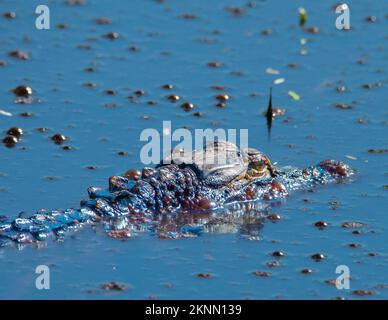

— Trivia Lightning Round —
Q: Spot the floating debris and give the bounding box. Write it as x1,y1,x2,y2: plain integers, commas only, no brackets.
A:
345,155,358,160
216,102,226,108
95,17,112,25
273,78,285,85
301,268,313,274
305,26,320,34
211,85,225,91
128,46,140,52
66,0,87,5
265,67,280,75
299,7,307,27
266,261,281,268
267,213,281,221
356,117,368,124
314,221,328,229
311,253,325,261
336,86,346,93
163,94,180,103
365,16,377,23
134,89,145,97
101,282,128,291
193,111,204,117
117,151,128,157
215,94,230,101
180,13,197,20
352,290,375,296
8,50,29,60
57,23,69,29
348,243,361,248
104,89,116,95
226,7,245,17
207,61,223,68
19,112,33,117
3,11,16,19
271,251,286,258
367,149,388,154
51,134,67,144
288,91,300,101
335,103,352,110
2,136,19,147
161,84,174,90
261,28,273,36
103,32,120,40
6,127,23,137
342,221,367,228
180,102,195,111
252,271,271,277
0,109,12,117
13,85,33,96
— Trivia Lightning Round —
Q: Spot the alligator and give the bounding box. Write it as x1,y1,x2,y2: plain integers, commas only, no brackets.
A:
0,140,354,248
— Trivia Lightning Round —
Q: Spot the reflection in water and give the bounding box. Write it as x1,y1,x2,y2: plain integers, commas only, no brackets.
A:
102,200,275,241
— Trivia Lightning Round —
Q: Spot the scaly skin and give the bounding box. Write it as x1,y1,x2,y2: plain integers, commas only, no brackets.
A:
0,159,353,247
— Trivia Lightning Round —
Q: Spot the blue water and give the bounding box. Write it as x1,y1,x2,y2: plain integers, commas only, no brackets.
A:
0,0,387,299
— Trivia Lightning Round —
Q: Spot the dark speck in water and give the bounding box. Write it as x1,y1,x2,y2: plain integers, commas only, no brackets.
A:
367,149,388,154
252,271,271,277
101,282,128,291
216,94,230,101
161,84,174,90
342,221,367,228
13,85,33,96
181,102,195,111
207,61,224,68
336,86,346,93
51,134,67,144
271,251,286,258
261,29,273,36
19,112,33,117
85,165,97,170
311,253,325,261
2,136,19,148
167,94,180,102
103,32,120,40
301,268,313,274
8,50,29,60
352,290,375,296
266,261,282,268
314,221,328,229
347,243,362,248
6,127,23,137
196,273,212,279
95,17,112,25
267,213,281,222
365,16,377,23
3,11,16,19
334,103,352,110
